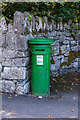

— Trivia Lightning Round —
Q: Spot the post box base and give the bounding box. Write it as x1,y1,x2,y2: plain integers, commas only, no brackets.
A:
32,91,50,97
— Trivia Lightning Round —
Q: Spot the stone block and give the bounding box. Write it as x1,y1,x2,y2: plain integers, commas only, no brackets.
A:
0,80,15,93
56,23,59,30
50,59,60,72
57,32,62,36
0,33,2,47
2,49,15,59
61,45,70,54
59,35,66,42
53,45,59,55
15,81,30,95
0,50,2,63
13,11,24,34
71,46,79,51
64,51,69,57
55,59,60,68
8,23,14,33
60,22,63,30
71,41,77,46
11,58,30,67
53,40,59,46
2,59,12,66
1,67,27,79
15,51,25,58
51,71,59,77
47,31,56,37
26,69,32,81
6,32,16,50
63,40,69,45
63,30,71,37
15,34,27,51
0,17,7,34
0,64,2,72
61,57,68,63
69,62,78,68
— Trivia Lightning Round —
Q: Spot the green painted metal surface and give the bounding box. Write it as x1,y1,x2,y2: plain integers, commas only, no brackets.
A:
28,37,54,97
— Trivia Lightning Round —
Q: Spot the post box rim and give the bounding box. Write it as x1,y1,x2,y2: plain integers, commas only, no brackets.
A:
28,37,54,44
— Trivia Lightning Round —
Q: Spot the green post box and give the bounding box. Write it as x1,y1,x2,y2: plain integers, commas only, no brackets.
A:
28,37,54,97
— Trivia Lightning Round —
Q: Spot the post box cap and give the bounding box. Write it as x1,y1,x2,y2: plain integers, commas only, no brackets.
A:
28,37,54,44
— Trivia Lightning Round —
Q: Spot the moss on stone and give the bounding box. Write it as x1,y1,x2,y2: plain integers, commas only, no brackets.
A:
57,48,62,56
70,35,75,40
24,28,30,35
50,58,55,64
41,17,45,27
60,50,80,67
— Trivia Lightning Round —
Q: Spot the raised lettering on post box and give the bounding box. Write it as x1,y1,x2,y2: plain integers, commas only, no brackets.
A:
37,55,43,65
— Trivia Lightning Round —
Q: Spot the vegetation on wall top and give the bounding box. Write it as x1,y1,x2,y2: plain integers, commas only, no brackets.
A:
1,2,80,24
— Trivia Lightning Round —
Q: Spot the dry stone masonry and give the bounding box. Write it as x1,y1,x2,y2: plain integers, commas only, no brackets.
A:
0,11,80,95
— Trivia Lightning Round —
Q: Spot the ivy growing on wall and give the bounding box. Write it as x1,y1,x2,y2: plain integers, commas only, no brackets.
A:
1,2,80,24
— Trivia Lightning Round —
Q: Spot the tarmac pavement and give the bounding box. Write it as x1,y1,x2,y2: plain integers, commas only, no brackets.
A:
0,90,79,118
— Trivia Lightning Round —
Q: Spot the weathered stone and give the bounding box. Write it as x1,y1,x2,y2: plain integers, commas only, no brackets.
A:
61,65,68,69
63,30,71,37
0,64,2,72
0,80,15,93
55,59,60,68
2,49,15,59
73,62,78,68
53,45,59,55
52,20,56,30
26,19,32,33
1,67,26,79
13,11,24,34
6,32,16,49
71,41,77,46
8,23,14,33
0,48,2,62
15,81,30,95
15,51,27,58
57,31,62,36
61,45,70,54
2,34,7,48
43,16,48,30
0,33,2,47
64,51,69,57
36,22,39,32
50,64,56,71
53,40,59,46
60,22,63,30
53,36,59,40
63,40,69,45
38,17,42,31
57,55,64,59
52,56,58,61
71,46,79,51
15,34,27,51
11,58,30,67
0,17,7,34
48,23,53,31
56,23,59,30
24,12,30,18
50,59,60,72
59,35,66,41
24,81,30,94
26,69,32,81
32,15,36,32
2,59,12,66
47,31,56,37
51,71,59,77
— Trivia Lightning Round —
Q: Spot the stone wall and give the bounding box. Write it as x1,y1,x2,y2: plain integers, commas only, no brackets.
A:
0,11,80,95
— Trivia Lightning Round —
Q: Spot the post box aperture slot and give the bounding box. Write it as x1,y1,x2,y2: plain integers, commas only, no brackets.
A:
36,49,45,51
